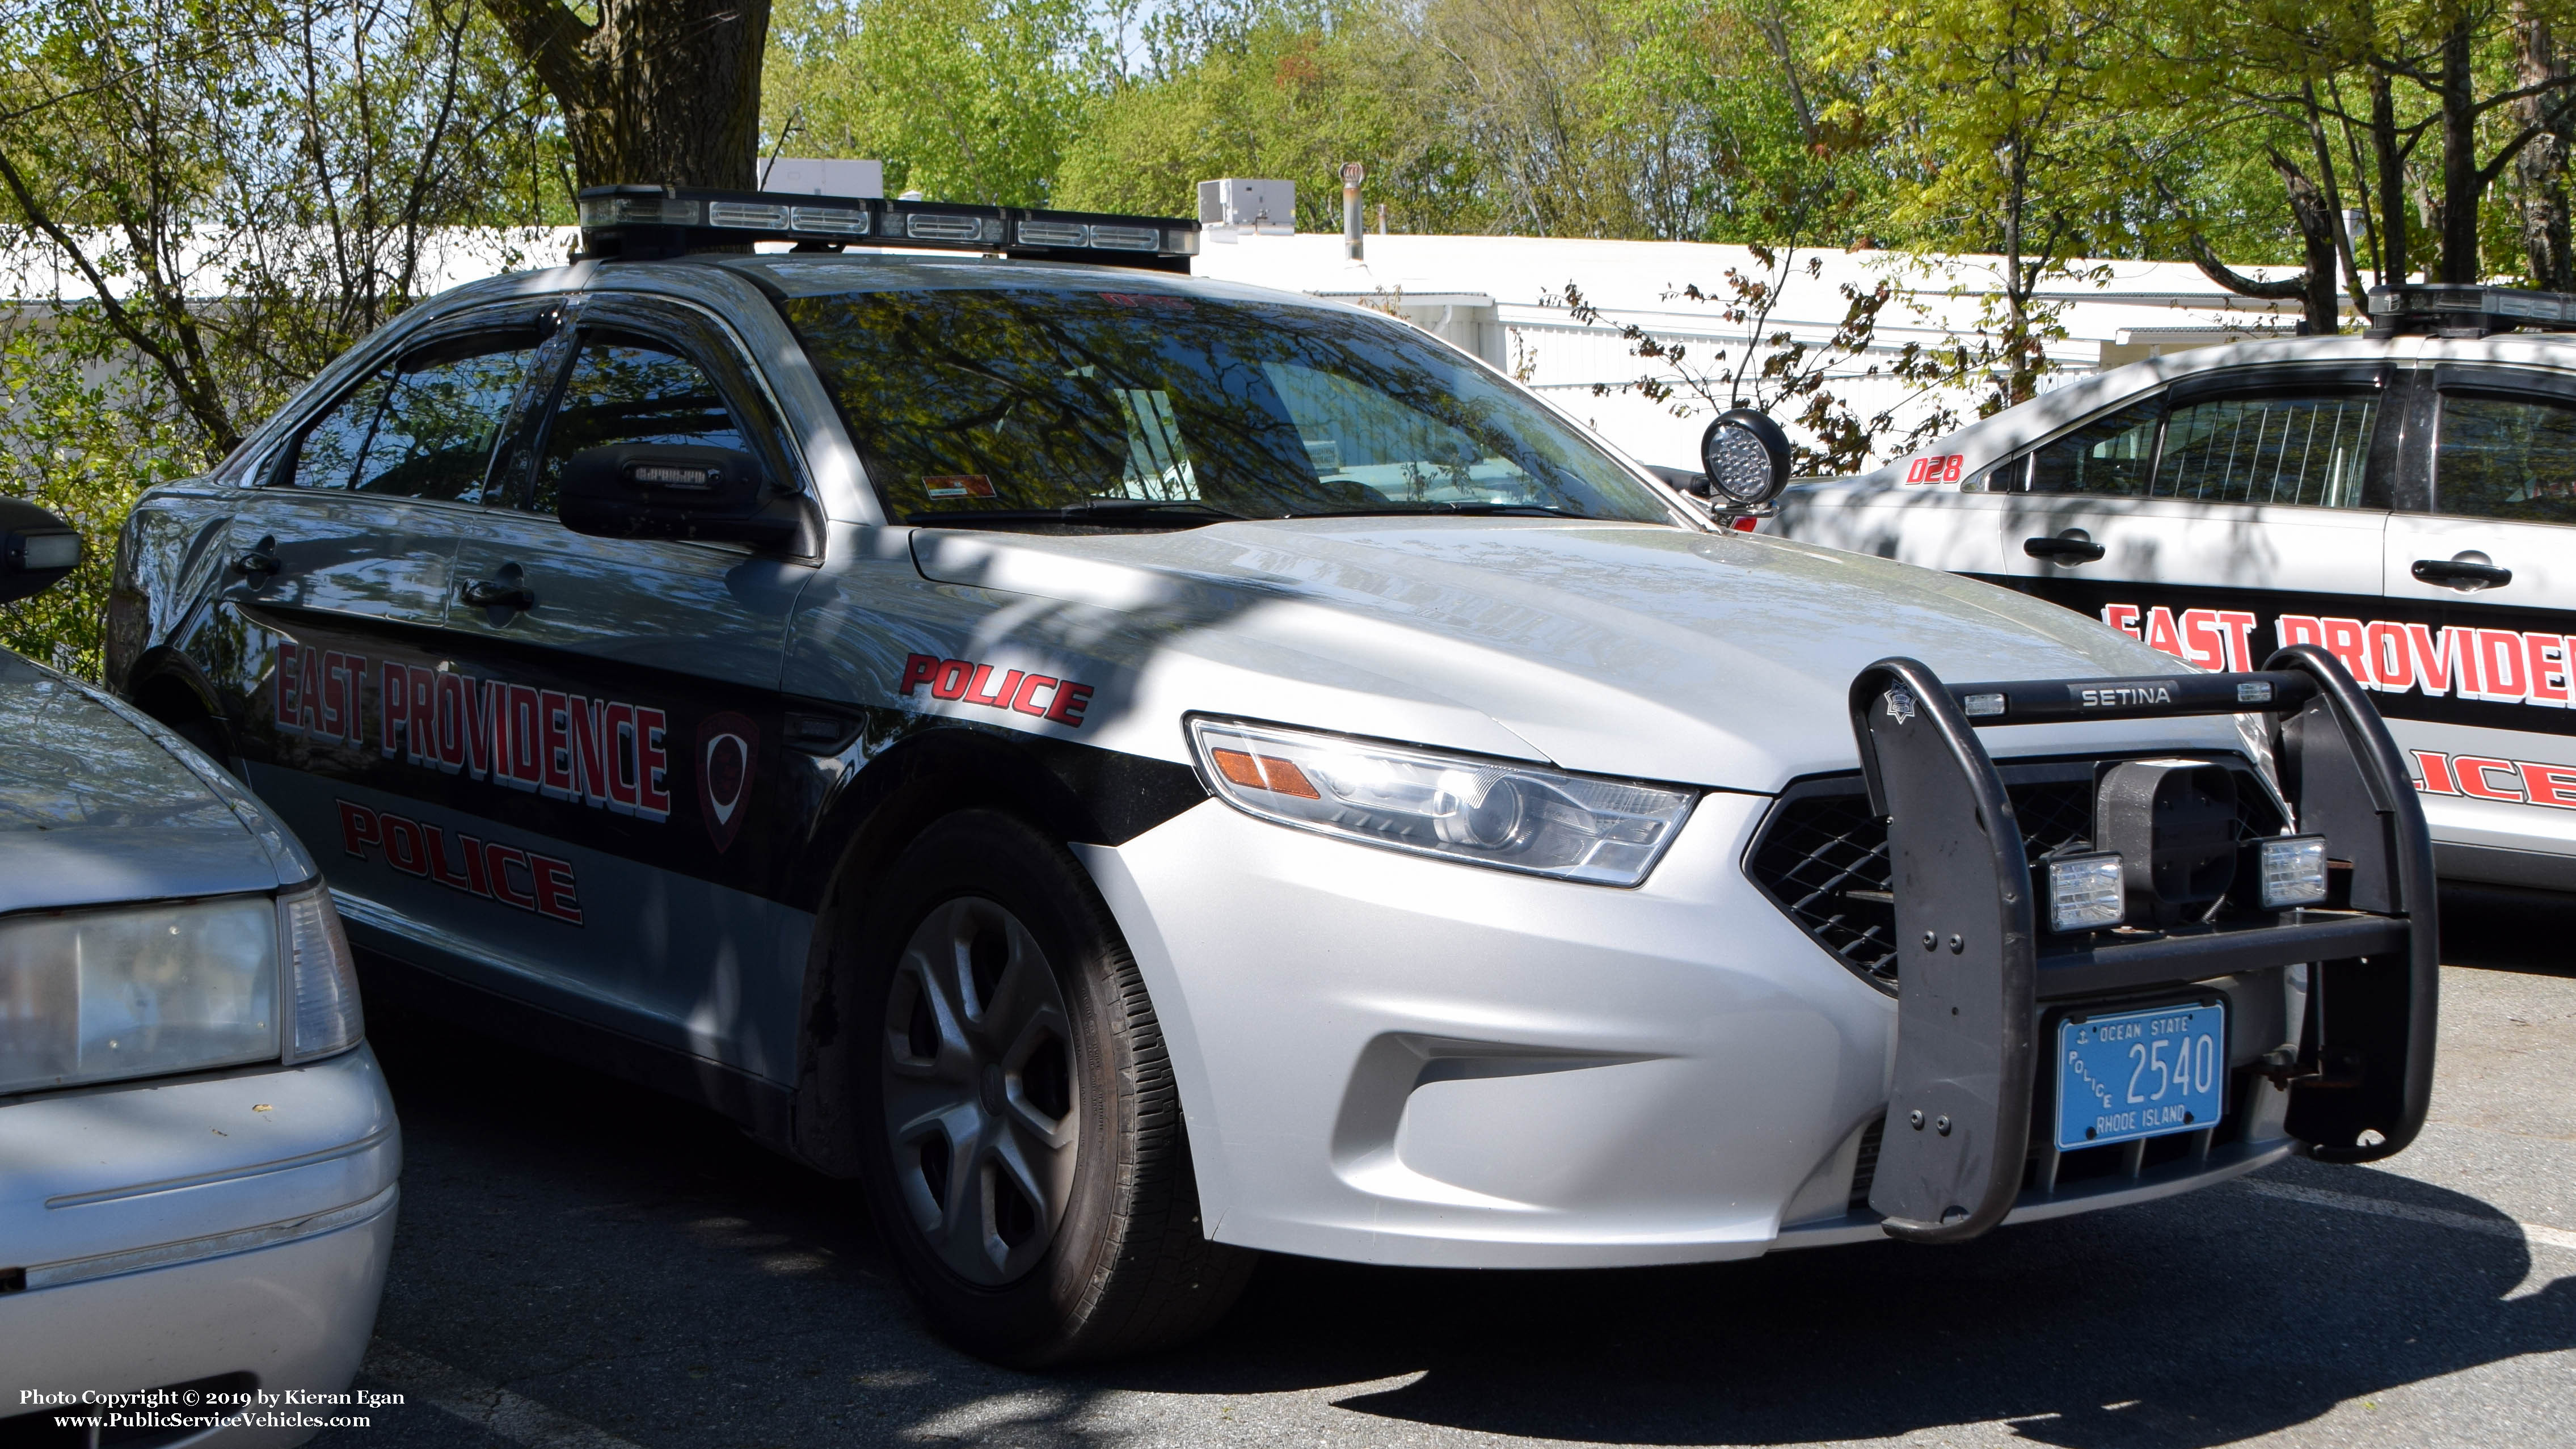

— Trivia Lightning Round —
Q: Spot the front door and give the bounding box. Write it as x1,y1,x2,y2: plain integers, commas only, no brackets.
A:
387,295,814,1082
221,315,551,933
2375,365,2576,888
1988,367,2394,673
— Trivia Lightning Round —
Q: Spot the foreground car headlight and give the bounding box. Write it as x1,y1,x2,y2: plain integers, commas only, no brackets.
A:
1188,718,1697,885
0,895,280,1094
280,882,364,1062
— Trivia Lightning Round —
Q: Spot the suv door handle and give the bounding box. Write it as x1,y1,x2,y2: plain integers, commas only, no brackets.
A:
2023,533,2106,564
233,538,282,578
2411,557,2513,589
459,578,537,611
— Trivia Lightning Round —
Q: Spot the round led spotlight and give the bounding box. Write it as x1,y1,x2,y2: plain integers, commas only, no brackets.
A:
1698,408,1791,507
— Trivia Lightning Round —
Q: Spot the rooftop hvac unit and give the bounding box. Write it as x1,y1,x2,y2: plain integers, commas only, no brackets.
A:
1198,179,1295,235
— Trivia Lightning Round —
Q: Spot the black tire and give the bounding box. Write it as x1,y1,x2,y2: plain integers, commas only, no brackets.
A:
848,810,1255,1365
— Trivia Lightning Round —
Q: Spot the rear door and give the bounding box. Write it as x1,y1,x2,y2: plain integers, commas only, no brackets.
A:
220,312,553,931
2375,363,2576,888
1987,364,2395,672
389,293,815,1081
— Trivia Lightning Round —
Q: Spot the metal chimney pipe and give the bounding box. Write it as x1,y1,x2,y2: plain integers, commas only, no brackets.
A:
1342,162,1365,260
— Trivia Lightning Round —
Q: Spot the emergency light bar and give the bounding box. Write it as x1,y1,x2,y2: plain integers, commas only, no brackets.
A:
2365,282,2576,338
574,185,1201,271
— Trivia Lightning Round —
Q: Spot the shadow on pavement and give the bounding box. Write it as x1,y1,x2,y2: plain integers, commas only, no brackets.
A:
338,976,2574,1449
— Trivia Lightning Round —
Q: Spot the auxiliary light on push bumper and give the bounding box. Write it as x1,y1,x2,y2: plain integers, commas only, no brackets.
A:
573,185,1201,272
1848,644,2436,1244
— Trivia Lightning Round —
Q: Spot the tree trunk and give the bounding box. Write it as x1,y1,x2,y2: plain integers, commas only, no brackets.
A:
2271,149,2347,333
2371,70,2410,283
481,0,770,191
2516,8,2576,291
2439,20,2482,283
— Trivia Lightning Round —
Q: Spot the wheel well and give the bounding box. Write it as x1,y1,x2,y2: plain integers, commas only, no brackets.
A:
129,667,231,764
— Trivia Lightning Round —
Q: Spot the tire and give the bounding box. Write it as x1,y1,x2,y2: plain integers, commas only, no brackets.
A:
848,810,1255,1365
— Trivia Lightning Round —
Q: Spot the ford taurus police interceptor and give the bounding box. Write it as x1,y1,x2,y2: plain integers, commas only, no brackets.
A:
1772,283,2576,899
105,187,2435,1366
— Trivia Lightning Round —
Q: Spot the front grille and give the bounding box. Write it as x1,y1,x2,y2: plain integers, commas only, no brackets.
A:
1745,758,2287,989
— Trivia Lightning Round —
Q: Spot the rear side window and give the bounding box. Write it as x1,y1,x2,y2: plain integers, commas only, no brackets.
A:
284,333,538,502
2434,394,2576,525
529,334,753,513
2157,393,2375,507
2023,398,2160,495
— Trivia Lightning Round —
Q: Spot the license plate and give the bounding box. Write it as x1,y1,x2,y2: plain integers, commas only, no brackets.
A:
2055,1001,2226,1152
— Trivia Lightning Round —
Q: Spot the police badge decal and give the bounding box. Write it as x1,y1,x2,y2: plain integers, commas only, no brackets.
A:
696,711,760,853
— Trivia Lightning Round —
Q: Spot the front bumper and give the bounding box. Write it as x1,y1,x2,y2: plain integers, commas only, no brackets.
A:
0,1047,400,1444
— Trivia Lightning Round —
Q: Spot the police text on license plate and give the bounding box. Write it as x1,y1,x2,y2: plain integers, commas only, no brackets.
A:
2055,1002,2225,1152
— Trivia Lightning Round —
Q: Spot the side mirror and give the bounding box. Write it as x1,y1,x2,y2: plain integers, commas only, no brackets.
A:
1699,408,1791,508
0,498,82,603
560,444,806,549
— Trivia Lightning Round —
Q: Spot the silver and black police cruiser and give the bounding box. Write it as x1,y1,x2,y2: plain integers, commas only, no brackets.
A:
109,186,2436,1366
1773,283,2576,897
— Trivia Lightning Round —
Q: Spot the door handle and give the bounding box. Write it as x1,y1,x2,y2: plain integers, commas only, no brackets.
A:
459,578,537,611
2023,533,2106,565
2411,557,2512,589
233,537,282,578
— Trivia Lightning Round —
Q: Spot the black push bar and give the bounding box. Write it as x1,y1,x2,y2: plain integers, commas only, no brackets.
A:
1846,644,2437,1245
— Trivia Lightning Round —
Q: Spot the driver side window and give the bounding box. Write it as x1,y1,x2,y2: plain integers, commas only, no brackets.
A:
528,332,754,515
2021,397,2161,496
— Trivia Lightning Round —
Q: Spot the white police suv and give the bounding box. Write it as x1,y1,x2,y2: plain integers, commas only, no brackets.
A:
1772,283,2576,898
108,187,2434,1365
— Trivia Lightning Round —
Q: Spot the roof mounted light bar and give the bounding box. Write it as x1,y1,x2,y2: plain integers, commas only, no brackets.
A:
573,185,1201,272
2365,283,2576,338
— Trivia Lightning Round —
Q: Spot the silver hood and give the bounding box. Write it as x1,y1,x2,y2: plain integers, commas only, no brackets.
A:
912,518,2259,791
0,654,310,913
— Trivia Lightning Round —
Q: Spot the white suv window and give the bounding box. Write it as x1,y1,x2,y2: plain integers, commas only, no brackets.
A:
2023,397,2160,495
2158,394,2374,507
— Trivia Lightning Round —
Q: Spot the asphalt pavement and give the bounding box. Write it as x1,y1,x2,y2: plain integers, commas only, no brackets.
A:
317,887,2576,1449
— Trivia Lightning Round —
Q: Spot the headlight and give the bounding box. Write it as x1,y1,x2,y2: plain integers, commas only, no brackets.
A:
0,883,364,1096
0,895,279,1094
1187,718,1697,885
280,883,363,1062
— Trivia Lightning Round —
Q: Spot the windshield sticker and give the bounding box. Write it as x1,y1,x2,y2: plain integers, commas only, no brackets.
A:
899,652,1094,727
922,474,995,499
335,798,583,924
2102,601,2571,710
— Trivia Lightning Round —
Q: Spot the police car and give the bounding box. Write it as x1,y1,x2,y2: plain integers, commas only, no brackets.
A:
1771,283,2576,899
107,187,2435,1366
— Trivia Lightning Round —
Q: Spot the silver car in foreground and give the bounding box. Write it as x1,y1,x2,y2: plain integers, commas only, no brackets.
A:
0,499,396,1447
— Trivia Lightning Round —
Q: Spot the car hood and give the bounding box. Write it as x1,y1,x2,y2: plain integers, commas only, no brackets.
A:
908,518,2257,791
0,654,309,913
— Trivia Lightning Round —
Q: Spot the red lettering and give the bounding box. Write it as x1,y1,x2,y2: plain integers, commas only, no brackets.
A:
2276,614,2325,651
505,684,544,787
540,689,575,798
432,672,467,772
409,667,436,761
2477,629,2529,699
2101,604,2141,641
299,647,324,735
2521,761,2576,808
2144,606,2184,660
900,654,939,693
2216,612,2258,672
1011,674,1058,716
483,843,536,909
2406,623,2479,696
2321,617,2371,684
1942,454,1964,482
964,665,1018,707
276,641,302,733
421,824,481,895
602,702,640,810
1045,682,1094,727
2365,622,2415,691
2458,755,2526,802
380,812,430,877
319,650,345,738
462,834,490,895
636,707,671,819
569,697,611,806
380,661,409,756
2528,634,2571,705
2413,750,2459,795
529,855,584,924
2179,608,2227,671
336,799,380,858
930,658,973,700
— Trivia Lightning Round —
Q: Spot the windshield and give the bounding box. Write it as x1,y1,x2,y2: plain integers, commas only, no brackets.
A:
774,285,1680,527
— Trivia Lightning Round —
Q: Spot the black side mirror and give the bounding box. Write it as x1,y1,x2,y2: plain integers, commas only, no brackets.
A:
0,499,81,603
560,444,806,549
1699,408,1791,508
